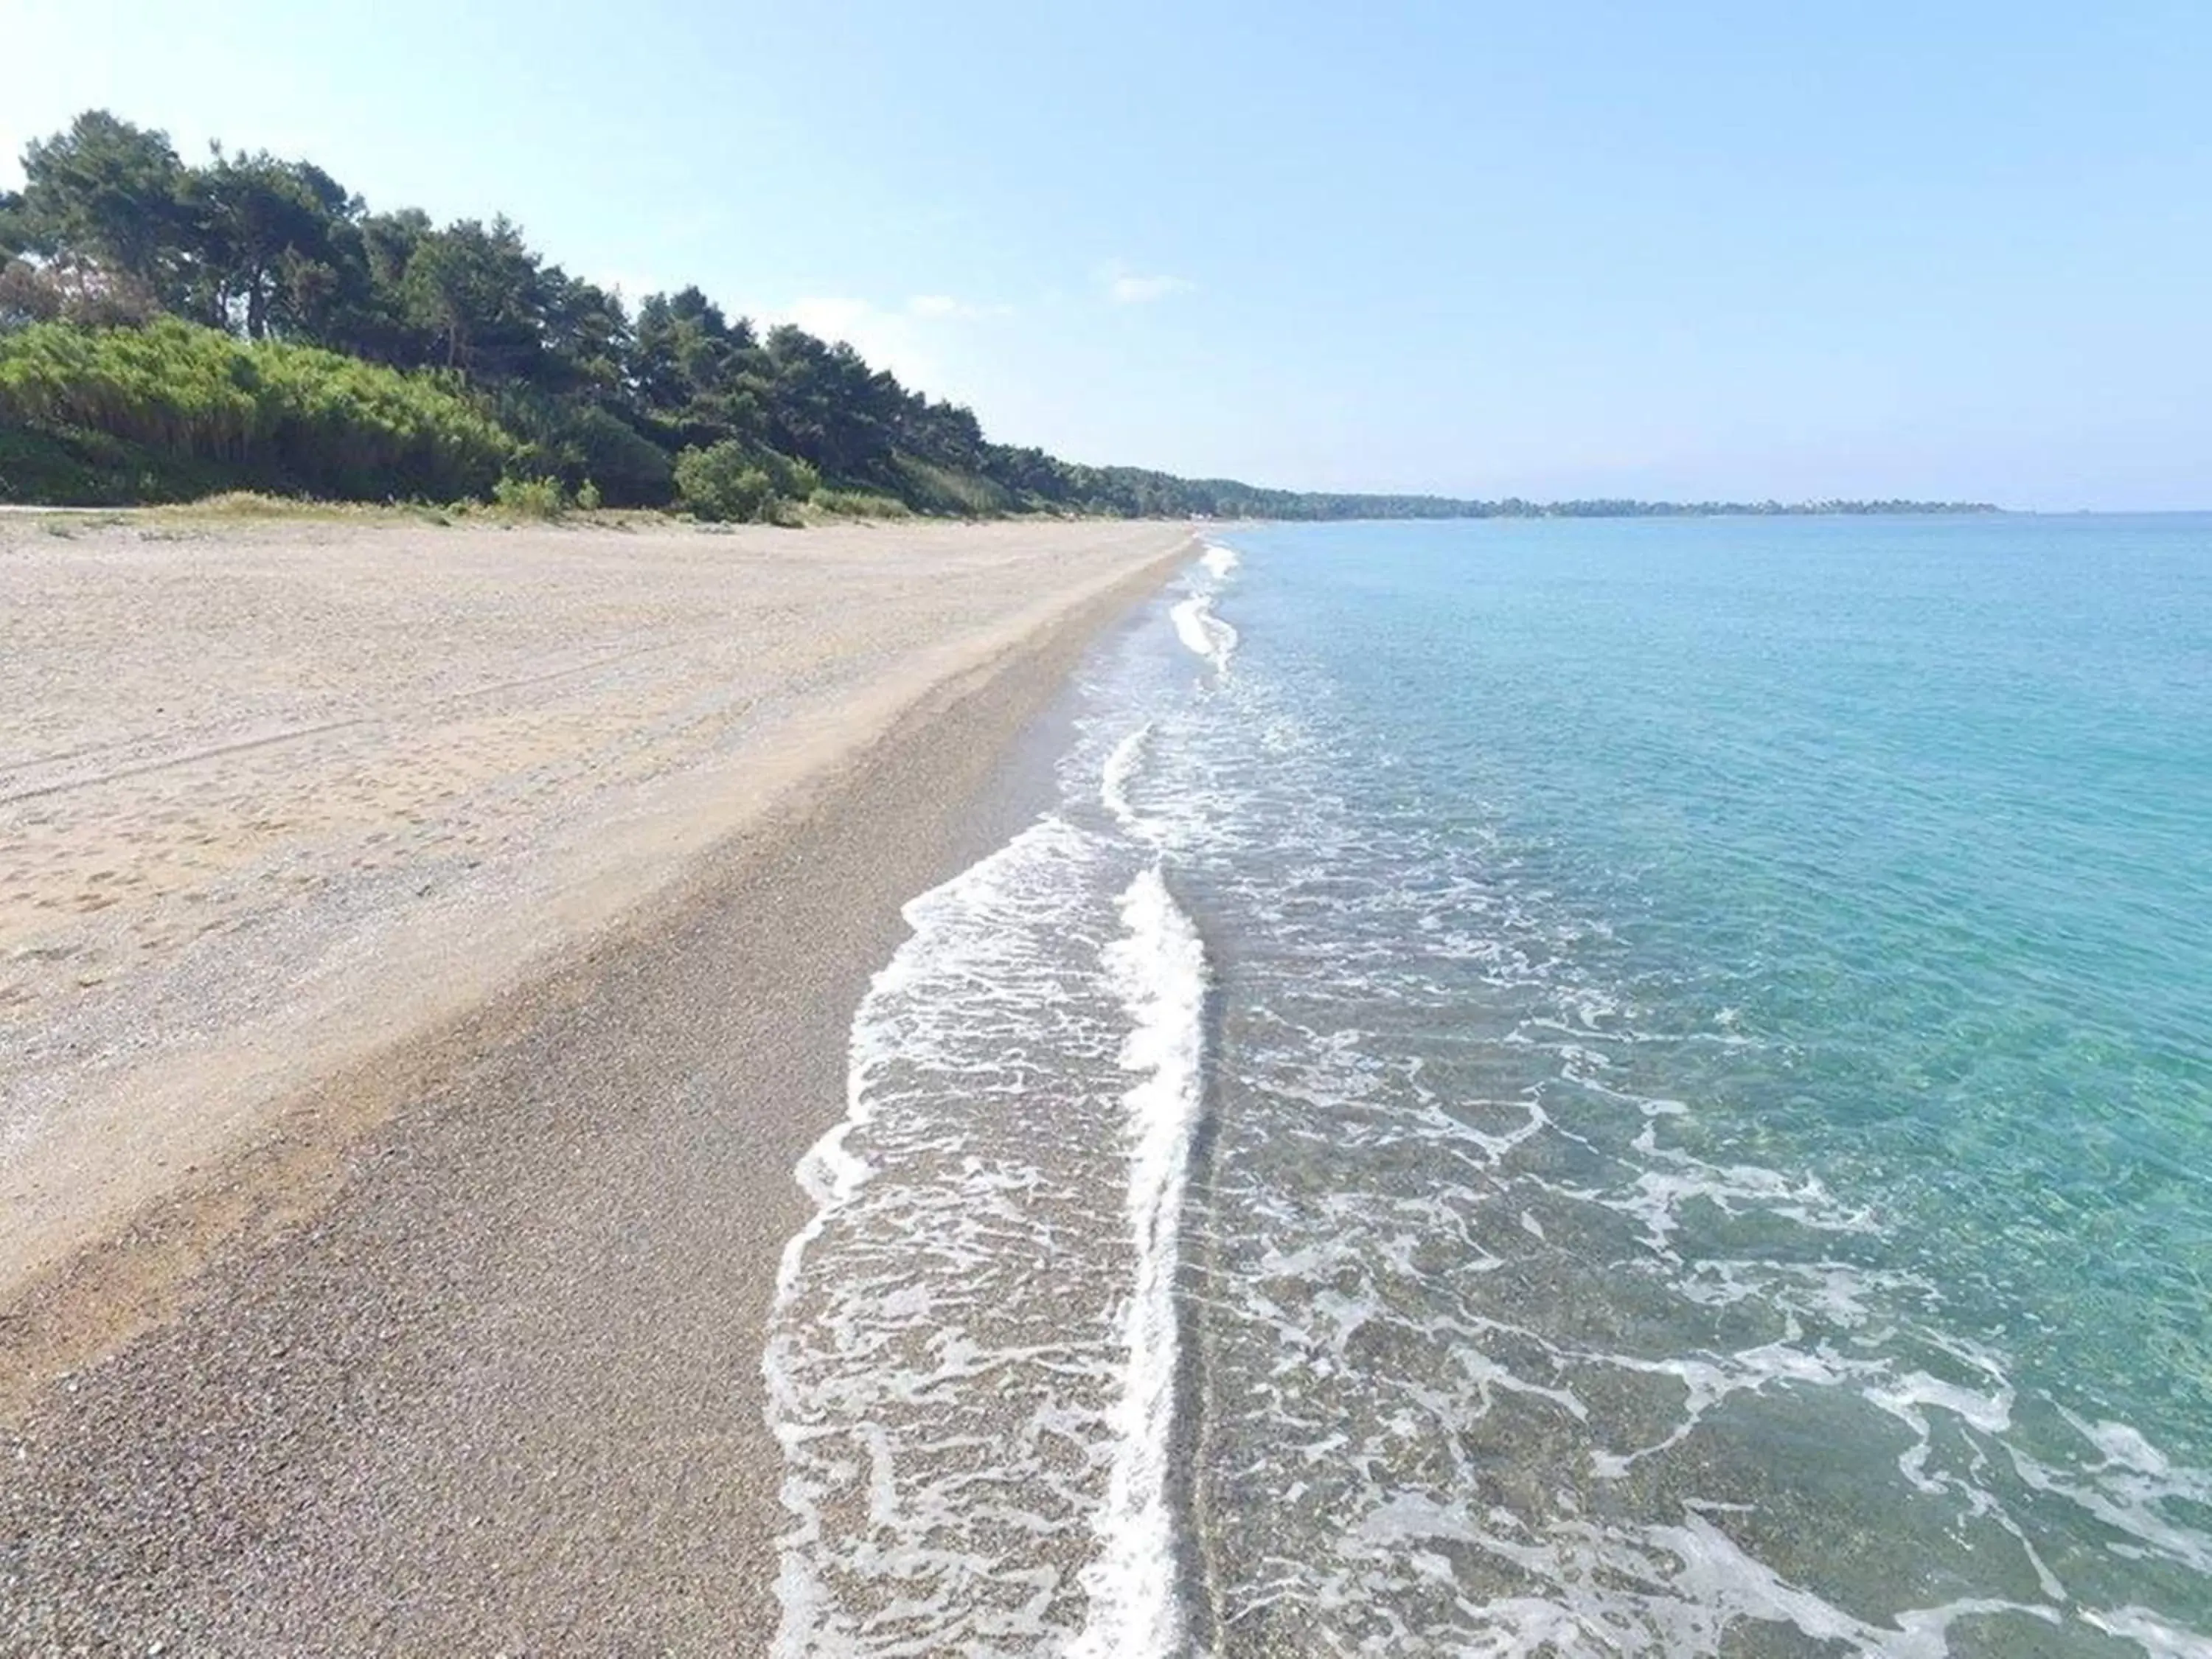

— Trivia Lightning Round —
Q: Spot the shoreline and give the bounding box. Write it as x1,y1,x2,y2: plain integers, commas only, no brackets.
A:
1,521,1190,1652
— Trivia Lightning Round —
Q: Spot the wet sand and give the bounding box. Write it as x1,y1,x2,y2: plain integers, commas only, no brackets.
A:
0,512,1192,1651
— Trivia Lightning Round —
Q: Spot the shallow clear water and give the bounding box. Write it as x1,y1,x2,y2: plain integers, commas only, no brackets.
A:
766,516,2212,1656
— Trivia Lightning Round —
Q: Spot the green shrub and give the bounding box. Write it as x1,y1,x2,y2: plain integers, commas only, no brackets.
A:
574,478,602,512
776,456,820,502
0,318,512,501
0,420,239,504
491,473,568,518
889,451,1009,516
173,491,324,517
490,389,675,507
813,487,914,519
674,439,778,522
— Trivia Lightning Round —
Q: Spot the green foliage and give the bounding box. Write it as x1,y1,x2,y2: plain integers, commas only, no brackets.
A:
631,287,762,435
783,456,821,501
491,473,568,518
674,439,778,522
177,148,358,340
669,439,821,521
813,487,914,519
15,111,189,298
401,216,549,378
754,448,818,504
490,387,672,506
889,452,1009,517
175,490,345,518
0,189,27,260
574,478,602,512
0,420,237,504
0,317,511,500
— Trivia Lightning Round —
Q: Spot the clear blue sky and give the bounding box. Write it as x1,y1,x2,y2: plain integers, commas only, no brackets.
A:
7,0,2208,508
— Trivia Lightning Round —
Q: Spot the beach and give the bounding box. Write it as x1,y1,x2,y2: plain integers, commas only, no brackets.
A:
0,511,1192,1651
10,512,2208,1656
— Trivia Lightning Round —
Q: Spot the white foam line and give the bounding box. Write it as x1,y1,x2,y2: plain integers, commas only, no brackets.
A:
2082,1604,2212,1658
763,891,920,1656
764,821,1080,1655
1072,866,1208,1658
763,1050,873,1653
1170,594,1239,678
1200,541,1240,577
1103,722,1154,835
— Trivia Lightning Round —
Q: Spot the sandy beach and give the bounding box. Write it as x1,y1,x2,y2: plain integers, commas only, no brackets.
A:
0,511,1192,1651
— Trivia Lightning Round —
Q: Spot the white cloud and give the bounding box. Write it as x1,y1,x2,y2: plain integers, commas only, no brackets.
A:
1110,273,1191,304
780,295,887,338
1101,263,1194,305
774,296,931,382
907,293,1014,320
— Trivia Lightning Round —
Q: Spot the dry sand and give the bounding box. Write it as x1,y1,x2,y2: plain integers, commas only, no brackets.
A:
0,511,1191,1651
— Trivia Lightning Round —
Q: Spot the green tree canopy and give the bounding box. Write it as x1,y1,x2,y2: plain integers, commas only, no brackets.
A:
400,216,549,379
178,147,360,339
15,111,190,302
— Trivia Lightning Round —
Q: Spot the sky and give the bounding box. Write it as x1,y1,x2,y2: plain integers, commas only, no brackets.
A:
5,0,2208,509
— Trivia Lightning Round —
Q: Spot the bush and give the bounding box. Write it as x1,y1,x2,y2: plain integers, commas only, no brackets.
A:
889,451,1009,516
674,439,779,521
0,420,238,504
575,478,602,512
776,456,821,502
490,389,675,507
813,487,913,519
0,317,512,501
491,474,568,518
175,491,326,516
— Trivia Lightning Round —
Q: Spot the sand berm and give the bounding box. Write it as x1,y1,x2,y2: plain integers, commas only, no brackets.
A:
0,511,1196,1652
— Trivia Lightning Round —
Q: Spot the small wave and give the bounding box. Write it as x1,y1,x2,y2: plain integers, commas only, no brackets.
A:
1200,541,1241,577
765,817,1138,1655
2083,1606,2212,1658
1071,866,1209,1657
1170,594,1239,678
1102,722,1153,835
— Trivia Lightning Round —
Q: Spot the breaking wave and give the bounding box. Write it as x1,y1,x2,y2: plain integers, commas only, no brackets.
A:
1169,594,1237,678
1070,866,1208,1656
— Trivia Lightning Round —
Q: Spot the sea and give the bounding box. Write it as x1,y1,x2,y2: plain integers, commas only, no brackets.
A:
762,514,2212,1657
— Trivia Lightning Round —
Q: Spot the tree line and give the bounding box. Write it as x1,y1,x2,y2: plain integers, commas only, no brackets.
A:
0,111,1994,518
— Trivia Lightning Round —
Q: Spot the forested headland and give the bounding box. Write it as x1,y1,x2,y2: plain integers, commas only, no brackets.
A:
0,112,1994,520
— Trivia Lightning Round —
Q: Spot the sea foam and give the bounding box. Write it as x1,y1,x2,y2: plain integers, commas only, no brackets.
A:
763,816,1139,1655
1102,722,1153,835
1071,864,1209,1658
1169,594,1238,677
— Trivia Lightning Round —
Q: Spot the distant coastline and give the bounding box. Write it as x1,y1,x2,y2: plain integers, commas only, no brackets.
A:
1191,492,2000,521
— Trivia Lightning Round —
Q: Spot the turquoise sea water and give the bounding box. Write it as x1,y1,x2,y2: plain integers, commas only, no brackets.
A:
768,515,2212,1655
